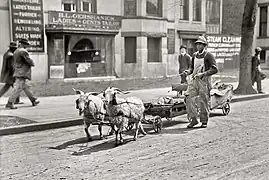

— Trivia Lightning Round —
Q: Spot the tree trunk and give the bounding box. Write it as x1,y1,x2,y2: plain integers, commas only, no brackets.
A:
234,0,258,94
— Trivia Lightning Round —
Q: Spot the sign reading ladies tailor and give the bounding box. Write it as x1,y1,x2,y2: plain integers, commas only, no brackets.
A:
48,11,122,32
10,0,44,52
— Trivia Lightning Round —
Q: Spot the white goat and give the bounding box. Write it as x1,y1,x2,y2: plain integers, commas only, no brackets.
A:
103,87,147,146
73,88,108,141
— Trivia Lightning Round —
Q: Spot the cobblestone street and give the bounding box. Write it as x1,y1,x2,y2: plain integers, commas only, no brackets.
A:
1,98,269,180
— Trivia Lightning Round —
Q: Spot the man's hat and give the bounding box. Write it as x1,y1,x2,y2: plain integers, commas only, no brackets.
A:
195,36,208,45
255,47,262,52
19,38,30,45
180,45,187,49
9,41,17,48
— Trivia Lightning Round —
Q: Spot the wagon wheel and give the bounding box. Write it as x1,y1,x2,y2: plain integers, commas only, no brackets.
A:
125,122,134,131
222,102,230,115
153,116,163,133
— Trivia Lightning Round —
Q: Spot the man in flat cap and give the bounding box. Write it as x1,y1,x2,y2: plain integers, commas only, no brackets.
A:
0,42,21,103
183,36,218,128
6,38,39,109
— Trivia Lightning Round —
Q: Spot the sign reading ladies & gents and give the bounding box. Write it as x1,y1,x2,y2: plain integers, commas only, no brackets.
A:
10,0,44,52
48,11,122,32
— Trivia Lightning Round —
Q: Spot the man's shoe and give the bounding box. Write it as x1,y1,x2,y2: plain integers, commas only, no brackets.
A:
32,100,40,106
200,123,207,128
187,119,198,128
258,91,265,94
5,102,18,109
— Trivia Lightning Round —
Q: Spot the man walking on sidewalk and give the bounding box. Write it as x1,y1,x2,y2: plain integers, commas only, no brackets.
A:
0,42,22,104
183,36,218,128
5,39,40,109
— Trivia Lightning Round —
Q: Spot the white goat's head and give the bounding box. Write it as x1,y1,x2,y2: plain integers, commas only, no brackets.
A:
103,87,129,105
73,88,99,116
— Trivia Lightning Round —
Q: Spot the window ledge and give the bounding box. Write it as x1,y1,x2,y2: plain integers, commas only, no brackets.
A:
257,36,269,39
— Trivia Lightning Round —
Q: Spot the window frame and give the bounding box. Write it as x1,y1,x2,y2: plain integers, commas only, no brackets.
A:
146,0,163,17
124,37,137,63
147,37,162,63
206,0,220,24
259,6,268,37
179,0,189,20
62,3,76,12
193,0,201,22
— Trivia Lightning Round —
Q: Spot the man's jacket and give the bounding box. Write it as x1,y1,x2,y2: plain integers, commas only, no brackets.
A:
13,47,35,80
1,50,15,84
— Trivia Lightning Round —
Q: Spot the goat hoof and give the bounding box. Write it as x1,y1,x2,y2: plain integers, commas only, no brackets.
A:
133,138,137,141
87,137,93,142
100,136,104,140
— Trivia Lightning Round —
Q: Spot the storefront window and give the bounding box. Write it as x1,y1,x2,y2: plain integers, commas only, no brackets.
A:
182,39,196,56
64,35,114,78
148,37,161,62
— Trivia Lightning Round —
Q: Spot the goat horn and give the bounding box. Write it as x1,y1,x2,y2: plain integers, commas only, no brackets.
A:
73,88,84,95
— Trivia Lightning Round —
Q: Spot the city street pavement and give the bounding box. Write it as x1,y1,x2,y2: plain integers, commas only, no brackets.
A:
1,79,269,136
1,97,269,180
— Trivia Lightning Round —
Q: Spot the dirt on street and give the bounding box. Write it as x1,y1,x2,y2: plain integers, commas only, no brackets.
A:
1,98,269,180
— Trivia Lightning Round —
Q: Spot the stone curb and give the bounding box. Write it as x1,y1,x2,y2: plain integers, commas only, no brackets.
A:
1,94,269,136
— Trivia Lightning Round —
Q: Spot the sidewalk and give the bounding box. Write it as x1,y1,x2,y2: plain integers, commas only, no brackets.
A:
1,80,269,136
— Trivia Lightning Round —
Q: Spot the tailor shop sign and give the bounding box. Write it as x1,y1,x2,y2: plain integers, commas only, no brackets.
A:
10,0,44,52
48,11,122,32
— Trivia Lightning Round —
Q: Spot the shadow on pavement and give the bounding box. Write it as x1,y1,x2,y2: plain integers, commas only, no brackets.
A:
0,115,36,128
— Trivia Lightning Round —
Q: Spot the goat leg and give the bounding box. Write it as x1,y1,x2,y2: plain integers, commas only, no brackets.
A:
84,121,92,141
139,121,147,135
98,124,103,140
119,131,124,144
115,130,119,146
133,122,139,141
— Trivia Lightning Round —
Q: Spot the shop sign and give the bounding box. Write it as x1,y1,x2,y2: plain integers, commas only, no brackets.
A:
10,0,44,52
48,11,122,32
207,35,241,63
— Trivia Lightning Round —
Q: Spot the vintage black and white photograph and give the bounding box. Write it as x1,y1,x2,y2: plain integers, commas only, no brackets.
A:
1,0,269,179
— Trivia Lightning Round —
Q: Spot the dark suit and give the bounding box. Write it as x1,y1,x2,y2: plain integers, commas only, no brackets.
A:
0,49,20,102
8,47,37,103
178,53,191,83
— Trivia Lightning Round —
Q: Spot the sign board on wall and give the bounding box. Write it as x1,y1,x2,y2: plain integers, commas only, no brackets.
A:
207,35,241,63
47,11,122,32
167,29,175,54
10,0,45,52
50,65,64,79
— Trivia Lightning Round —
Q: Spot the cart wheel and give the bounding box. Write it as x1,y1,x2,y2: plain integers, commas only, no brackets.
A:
222,102,230,115
125,122,134,131
153,116,163,133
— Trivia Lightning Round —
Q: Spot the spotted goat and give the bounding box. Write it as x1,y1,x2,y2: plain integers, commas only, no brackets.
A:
73,88,110,141
103,87,147,146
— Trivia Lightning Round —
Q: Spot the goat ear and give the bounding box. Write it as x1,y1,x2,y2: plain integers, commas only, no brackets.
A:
73,88,84,95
